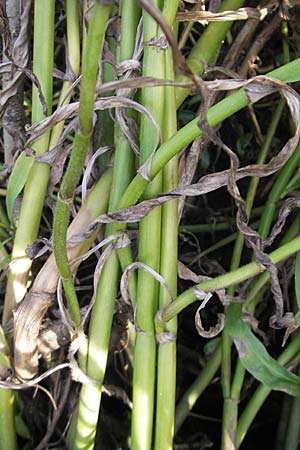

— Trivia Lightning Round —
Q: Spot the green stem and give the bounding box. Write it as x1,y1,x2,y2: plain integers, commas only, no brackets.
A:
154,16,179,447
72,2,140,449
0,327,16,450
3,0,55,324
49,0,80,148
53,2,111,327
131,3,165,448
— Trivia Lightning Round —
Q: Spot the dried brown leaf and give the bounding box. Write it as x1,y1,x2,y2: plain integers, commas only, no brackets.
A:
0,0,31,111
26,96,161,159
120,262,173,307
195,311,225,338
176,6,275,22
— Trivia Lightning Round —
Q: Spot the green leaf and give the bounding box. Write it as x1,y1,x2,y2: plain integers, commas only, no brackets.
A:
0,254,11,272
15,415,31,440
227,305,300,396
6,152,34,224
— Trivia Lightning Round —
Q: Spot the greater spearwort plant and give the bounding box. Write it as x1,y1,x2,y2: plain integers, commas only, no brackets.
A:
1,1,300,449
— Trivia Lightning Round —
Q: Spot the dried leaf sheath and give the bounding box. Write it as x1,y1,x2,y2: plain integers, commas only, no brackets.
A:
13,170,112,380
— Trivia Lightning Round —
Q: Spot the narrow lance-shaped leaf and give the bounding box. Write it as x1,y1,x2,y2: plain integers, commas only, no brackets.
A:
6,152,34,223
227,305,300,396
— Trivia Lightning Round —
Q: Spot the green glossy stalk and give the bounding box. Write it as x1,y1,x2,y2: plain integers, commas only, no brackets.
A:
131,2,165,447
3,0,55,324
53,2,111,327
72,2,139,449
49,0,80,148
0,327,16,450
154,21,179,448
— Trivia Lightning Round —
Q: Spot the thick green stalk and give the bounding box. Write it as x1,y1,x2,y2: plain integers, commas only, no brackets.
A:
53,2,111,327
72,2,139,449
0,327,16,450
3,0,55,323
154,32,179,450
49,0,80,148
131,4,165,448
175,0,245,107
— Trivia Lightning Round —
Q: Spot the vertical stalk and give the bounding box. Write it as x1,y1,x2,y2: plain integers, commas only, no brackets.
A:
0,327,16,450
154,2,179,445
72,1,140,448
53,2,111,327
4,0,55,323
130,2,165,448
49,0,80,149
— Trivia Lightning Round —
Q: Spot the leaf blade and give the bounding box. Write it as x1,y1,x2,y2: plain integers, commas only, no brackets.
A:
6,153,34,224
227,305,300,396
